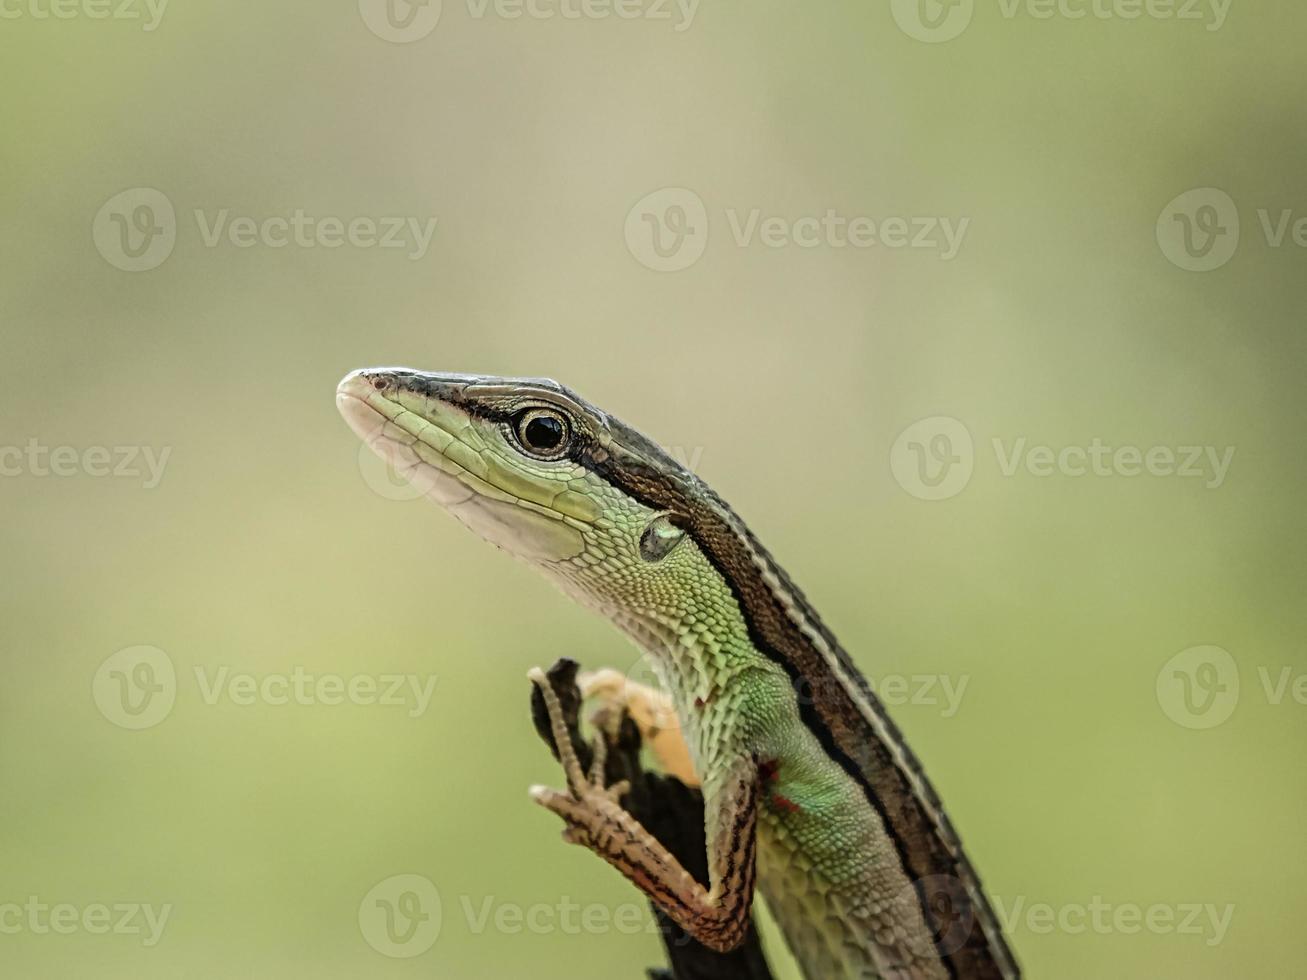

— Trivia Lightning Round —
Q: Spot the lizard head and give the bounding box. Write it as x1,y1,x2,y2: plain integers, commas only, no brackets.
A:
336,368,697,594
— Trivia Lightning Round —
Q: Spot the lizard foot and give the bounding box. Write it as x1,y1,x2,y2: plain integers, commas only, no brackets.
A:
528,665,632,844
578,666,698,787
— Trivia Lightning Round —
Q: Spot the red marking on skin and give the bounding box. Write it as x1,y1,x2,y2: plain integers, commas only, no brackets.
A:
771,794,801,814
758,759,781,783
694,697,705,709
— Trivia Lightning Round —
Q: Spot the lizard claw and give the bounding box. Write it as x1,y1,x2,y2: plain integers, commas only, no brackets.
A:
528,667,632,837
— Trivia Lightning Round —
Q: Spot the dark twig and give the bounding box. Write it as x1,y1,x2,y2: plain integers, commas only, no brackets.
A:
530,658,776,980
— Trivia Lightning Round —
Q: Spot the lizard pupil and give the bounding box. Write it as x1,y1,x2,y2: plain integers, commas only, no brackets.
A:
523,414,564,451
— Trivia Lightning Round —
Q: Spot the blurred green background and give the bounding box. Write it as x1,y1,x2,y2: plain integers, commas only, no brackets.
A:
2,1,1305,977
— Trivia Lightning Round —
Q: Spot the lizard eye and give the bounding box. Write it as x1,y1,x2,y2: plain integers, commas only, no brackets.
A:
513,408,570,459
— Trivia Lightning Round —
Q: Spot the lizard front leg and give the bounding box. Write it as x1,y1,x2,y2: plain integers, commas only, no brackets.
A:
529,667,759,953
577,667,699,787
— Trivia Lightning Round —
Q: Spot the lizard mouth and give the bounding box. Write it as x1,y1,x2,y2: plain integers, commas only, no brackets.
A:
336,368,588,562
336,369,480,507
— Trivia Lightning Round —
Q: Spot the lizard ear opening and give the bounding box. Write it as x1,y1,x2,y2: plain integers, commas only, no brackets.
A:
639,514,686,563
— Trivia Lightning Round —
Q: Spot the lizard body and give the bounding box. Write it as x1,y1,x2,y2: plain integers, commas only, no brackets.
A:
337,368,1019,980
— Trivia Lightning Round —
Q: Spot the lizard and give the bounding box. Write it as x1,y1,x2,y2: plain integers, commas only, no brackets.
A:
336,367,1020,980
